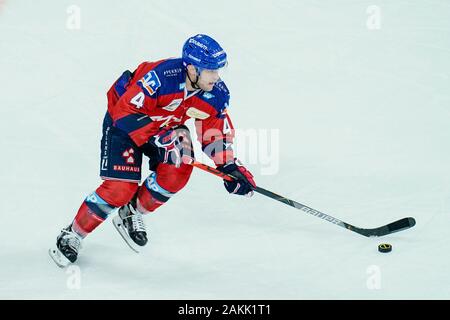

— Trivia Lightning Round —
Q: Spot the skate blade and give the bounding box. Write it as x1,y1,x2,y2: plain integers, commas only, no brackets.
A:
48,247,71,268
112,215,140,253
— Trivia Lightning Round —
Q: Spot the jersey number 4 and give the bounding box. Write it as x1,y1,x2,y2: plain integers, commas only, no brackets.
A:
130,92,145,109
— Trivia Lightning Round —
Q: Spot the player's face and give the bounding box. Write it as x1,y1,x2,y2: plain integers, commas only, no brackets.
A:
197,69,220,91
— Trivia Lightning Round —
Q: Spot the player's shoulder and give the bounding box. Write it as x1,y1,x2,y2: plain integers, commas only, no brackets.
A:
135,58,183,79
198,80,230,116
135,58,184,96
154,58,184,74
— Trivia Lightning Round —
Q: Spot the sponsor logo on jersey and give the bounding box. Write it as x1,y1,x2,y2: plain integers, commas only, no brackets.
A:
138,70,161,96
186,107,210,120
113,165,140,172
202,92,215,99
122,148,135,164
163,68,182,77
162,98,183,111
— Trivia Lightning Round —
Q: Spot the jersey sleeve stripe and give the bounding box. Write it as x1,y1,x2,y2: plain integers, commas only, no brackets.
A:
114,113,153,135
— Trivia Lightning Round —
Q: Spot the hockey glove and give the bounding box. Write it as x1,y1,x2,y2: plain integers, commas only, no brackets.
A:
149,127,193,167
217,158,256,197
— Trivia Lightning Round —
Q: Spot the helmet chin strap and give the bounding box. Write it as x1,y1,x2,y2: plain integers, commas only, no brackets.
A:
186,68,201,90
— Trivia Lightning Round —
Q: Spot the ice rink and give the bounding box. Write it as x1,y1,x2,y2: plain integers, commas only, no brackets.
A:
0,0,449,299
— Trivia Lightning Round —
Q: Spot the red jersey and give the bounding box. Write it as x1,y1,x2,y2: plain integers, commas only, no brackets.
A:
106,58,235,166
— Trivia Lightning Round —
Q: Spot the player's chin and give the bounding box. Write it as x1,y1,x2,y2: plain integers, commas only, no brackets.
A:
202,82,215,91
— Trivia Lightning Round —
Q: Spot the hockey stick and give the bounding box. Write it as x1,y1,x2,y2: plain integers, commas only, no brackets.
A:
190,161,416,237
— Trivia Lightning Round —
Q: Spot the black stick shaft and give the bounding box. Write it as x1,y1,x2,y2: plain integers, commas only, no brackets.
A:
191,161,416,237
254,186,349,229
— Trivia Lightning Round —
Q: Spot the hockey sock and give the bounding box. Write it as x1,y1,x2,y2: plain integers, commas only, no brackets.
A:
136,172,174,214
72,192,116,238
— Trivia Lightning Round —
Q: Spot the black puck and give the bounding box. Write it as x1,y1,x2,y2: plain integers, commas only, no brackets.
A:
378,243,392,253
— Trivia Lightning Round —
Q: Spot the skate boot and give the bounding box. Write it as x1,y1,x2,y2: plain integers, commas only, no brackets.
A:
113,198,147,253
49,225,83,268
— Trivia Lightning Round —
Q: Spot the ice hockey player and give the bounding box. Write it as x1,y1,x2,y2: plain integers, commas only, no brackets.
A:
49,34,257,267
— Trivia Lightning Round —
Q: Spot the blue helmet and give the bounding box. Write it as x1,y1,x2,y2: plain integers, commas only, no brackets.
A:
182,34,227,71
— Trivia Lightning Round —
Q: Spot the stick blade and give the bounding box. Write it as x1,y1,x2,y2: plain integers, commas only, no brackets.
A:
390,216,416,230
354,217,416,237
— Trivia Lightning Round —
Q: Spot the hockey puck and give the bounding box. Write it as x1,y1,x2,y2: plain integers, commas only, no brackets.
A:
378,243,392,253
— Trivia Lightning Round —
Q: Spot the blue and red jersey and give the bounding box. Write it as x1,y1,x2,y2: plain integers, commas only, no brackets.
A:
106,58,235,166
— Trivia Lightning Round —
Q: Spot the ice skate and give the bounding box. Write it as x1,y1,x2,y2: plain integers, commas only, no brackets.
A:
49,225,83,268
113,200,147,253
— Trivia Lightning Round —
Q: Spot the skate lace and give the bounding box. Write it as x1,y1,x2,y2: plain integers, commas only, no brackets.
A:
130,211,146,233
62,229,82,251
